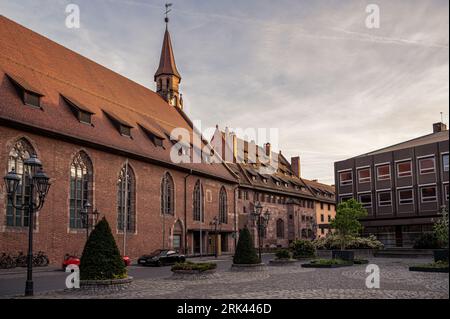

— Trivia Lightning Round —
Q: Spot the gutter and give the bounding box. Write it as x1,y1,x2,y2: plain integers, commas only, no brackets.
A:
184,169,193,255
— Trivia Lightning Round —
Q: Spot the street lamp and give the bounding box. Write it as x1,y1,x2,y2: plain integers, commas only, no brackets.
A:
80,201,99,240
4,154,51,297
251,201,270,262
210,216,222,258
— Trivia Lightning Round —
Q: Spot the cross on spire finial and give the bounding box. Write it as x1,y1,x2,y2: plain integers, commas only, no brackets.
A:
165,3,173,27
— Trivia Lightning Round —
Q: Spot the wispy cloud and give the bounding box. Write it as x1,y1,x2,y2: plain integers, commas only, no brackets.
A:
0,0,448,184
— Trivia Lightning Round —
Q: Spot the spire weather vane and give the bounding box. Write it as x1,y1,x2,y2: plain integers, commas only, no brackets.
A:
165,3,173,25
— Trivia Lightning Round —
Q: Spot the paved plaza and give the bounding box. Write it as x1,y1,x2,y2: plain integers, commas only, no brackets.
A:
2,256,448,299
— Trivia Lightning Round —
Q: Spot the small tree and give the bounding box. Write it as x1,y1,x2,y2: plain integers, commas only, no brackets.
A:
80,217,127,280
330,199,367,250
434,206,449,248
233,227,260,264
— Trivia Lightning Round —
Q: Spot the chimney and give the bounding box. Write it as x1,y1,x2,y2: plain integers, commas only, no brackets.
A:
433,122,447,133
265,142,271,156
291,156,301,178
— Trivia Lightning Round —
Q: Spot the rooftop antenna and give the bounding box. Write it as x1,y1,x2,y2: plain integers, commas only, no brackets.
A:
165,3,172,27
440,112,443,123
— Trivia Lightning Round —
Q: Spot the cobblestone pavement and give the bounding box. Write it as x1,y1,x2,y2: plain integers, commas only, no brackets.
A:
11,258,450,299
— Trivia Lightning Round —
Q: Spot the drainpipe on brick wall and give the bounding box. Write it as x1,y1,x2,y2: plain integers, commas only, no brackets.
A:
184,170,193,255
233,185,239,252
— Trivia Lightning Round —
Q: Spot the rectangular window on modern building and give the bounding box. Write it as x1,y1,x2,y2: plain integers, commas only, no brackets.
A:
358,168,371,183
358,193,372,208
378,191,392,206
340,196,352,203
443,154,449,172
377,165,391,181
420,186,437,203
339,171,352,186
398,189,414,205
444,184,449,201
397,161,412,178
419,157,435,175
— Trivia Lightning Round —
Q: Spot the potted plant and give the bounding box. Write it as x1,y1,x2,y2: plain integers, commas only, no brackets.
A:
79,217,131,287
433,206,449,262
171,261,217,275
269,249,297,265
232,227,264,270
290,239,316,259
329,199,367,262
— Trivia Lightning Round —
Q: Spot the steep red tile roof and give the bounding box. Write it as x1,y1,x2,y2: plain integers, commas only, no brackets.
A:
0,15,236,182
154,28,181,80
211,128,335,202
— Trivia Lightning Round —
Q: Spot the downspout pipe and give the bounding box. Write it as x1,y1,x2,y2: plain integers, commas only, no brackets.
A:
233,184,239,252
184,170,193,255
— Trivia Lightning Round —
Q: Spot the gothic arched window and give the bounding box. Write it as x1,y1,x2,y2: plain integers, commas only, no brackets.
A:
276,218,284,239
69,151,93,229
6,138,35,227
117,163,136,232
161,172,174,215
193,180,204,221
219,187,228,224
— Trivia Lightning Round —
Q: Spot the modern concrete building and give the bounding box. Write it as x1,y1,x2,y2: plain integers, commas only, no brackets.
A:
334,123,449,247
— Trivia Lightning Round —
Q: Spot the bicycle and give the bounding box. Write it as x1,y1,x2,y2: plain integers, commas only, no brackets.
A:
33,251,49,267
0,252,17,269
15,251,27,267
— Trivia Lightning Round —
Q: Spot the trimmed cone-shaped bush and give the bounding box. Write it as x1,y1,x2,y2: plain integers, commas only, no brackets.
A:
80,217,127,280
233,227,260,264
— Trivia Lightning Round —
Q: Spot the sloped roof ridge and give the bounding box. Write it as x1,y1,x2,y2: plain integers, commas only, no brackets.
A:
356,130,448,157
0,53,181,130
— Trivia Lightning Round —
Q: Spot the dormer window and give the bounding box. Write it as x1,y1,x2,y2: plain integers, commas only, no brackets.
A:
138,123,165,148
6,73,44,108
284,183,289,188
120,125,131,137
103,110,133,138
61,95,94,125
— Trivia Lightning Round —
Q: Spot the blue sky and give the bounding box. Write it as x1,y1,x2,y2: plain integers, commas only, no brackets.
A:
1,0,448,184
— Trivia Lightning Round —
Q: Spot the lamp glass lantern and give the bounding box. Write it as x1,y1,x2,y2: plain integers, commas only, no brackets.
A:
4,169,21,196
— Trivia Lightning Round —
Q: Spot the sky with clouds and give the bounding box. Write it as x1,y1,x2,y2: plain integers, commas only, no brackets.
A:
1,0,448,184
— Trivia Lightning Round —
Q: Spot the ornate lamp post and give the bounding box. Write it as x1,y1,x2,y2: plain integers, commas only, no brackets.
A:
210,216,222,258
251,201,270,262
4,154,51,296
80,201,99,240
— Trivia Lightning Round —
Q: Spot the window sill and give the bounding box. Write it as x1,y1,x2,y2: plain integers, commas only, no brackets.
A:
2,226,34,233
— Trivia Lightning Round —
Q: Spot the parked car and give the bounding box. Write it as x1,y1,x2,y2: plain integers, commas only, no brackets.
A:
62,254,130,270
138,249,185,266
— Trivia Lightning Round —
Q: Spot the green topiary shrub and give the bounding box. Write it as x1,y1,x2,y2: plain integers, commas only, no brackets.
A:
275,249,292,260
233,227,260,264
80,217,127,280
413,232,441,249
290,239,316,258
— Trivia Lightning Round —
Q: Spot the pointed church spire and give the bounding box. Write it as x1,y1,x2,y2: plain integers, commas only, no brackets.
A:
155,3,183,109
154,27,181,81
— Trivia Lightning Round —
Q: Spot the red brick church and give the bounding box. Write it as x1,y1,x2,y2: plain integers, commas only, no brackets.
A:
0,15,238,263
